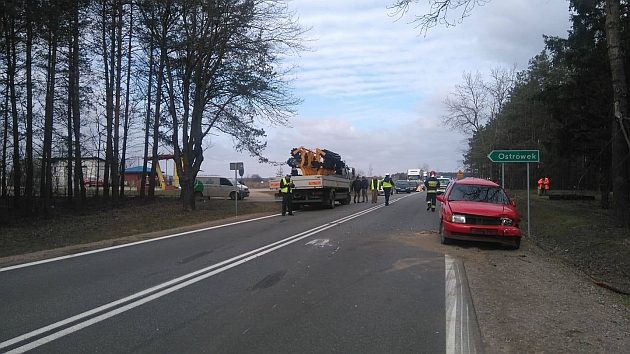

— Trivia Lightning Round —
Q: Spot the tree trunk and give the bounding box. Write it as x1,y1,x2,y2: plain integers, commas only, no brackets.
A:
2,79,8,199
120,0,133,198
71,0,85,203
102,0,113,200
604,0,630,227
111,0,124,201
149,3,171,198
66,83,74,201
7,16,21,209
140,38,155,198
25,0,34,210
42,31,58,211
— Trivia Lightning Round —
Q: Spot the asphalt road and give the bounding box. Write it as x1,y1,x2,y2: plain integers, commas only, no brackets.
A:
0,192,479,353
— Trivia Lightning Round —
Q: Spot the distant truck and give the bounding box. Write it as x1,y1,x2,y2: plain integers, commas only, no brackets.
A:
270,147,352,208
407,169,422,182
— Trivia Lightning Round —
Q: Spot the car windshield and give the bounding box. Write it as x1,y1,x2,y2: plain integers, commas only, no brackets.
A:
448,184,509,204
395,181,407,187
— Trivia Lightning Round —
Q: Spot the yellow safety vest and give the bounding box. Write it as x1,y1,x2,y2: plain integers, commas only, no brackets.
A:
280,178,291,193
382,179,393,189
370,179,380,190
426,180,438,193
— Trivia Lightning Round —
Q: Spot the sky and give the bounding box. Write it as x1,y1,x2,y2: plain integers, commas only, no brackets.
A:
198,0,572,178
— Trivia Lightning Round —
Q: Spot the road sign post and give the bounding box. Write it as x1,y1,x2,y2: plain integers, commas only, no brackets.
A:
230,162,244,217
487,150,540,238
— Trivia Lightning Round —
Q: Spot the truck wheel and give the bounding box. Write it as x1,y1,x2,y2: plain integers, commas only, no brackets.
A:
341,192,351,205
328,191,336,209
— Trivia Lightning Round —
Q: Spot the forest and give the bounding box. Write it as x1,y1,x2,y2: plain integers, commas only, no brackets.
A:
0,0,303,213
394,0,630,227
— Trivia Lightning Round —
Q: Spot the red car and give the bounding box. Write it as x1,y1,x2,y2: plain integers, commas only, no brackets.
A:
436,177,522,249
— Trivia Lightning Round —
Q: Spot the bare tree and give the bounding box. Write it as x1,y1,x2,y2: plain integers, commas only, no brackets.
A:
486,65,516,122
25,0,35,210
389,0,489,34
1,83,8,199
3,4,22,208
153,0,304,210
120,1,134,198
442,71,488,135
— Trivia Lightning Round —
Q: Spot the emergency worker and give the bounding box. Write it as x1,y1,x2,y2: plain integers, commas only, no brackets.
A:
280,174,295,216
424,171,440,212
352,176,362,203
537,177,543,196
543,176,550,195
361,176,369,202
369,176,381,203
382,174,394,206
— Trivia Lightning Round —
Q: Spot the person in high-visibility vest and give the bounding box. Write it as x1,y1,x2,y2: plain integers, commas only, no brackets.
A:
382,174,394,206
424,171,440,212
543,177,550,195
369,176,381,203
280,174,295,216
537,177,543,196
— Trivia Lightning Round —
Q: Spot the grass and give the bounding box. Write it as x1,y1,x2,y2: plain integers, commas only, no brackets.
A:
512,190,630,294
0,196,278,259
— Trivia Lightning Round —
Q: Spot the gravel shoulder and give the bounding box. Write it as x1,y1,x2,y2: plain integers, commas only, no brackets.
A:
402,233,629,353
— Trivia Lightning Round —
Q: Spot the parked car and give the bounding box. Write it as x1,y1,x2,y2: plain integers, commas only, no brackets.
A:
436,177,521,249
194,176,248,200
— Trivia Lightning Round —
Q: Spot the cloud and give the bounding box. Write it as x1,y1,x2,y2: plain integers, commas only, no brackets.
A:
199,0,571,178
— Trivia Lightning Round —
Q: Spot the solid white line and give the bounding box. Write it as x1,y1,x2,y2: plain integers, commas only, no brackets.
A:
2,203,386,352
0,214,281,272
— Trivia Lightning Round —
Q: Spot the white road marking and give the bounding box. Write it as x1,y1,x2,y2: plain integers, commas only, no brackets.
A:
306,239,331,247
0,214,280,272
2,199,411,352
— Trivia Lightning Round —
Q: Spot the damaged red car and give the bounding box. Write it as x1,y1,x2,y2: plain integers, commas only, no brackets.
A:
436,177,522,249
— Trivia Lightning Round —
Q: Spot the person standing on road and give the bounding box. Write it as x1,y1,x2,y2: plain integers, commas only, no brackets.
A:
537,177,543,196
361,176,369,203
369,176,380,203
280,174,295,216
382,174,394,206
352,176,362,203
424,171,440,212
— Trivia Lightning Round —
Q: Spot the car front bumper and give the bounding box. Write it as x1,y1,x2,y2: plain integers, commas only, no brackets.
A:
442,221,521,245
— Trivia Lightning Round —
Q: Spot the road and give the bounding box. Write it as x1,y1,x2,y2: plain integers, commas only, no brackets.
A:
0,192,480,353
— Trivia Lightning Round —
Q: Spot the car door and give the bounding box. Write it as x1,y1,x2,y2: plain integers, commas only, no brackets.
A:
220,177,235,199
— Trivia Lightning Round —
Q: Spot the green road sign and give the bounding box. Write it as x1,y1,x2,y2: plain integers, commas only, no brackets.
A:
487,150,539,163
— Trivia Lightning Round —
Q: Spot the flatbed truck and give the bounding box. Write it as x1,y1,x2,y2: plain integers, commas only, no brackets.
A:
270,174,352,208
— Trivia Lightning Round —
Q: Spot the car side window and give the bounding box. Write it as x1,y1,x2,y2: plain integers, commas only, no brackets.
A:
220,178,233,186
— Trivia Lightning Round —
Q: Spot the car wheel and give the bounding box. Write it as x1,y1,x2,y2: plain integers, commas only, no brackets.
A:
230,191,236,200
509,238,521,250
439,221,452,245
194,191,203,198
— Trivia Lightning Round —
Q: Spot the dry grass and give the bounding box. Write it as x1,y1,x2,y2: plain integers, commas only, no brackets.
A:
512,191,630,294
0,197,278,258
